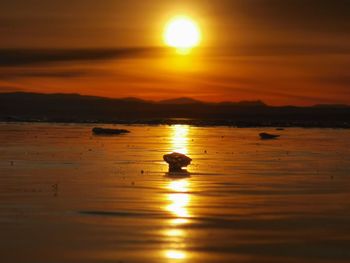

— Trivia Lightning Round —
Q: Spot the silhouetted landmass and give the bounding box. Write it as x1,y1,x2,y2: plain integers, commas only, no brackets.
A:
0,92,349,128
159,97,203,104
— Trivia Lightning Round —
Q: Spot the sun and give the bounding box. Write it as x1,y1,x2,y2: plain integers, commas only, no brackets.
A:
164,16,201,53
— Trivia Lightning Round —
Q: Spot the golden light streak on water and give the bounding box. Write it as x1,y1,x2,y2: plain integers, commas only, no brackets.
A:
164,250,187,260
162,153,192,261
165,229,185,238
171,125,189,155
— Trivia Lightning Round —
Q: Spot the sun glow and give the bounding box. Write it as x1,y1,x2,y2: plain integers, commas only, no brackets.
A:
164,16,201,54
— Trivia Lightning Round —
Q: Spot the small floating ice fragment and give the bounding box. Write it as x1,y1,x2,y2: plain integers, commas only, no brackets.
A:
259,132,280,140
92,127,130,135
163,152,192,172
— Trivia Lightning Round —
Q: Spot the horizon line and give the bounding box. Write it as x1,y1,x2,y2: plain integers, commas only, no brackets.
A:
1,91,349,108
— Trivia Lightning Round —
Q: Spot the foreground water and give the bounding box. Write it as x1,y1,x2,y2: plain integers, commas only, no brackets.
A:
0,123,350,263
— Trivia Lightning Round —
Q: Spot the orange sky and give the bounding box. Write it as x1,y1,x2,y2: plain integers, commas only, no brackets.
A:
0,0,349,105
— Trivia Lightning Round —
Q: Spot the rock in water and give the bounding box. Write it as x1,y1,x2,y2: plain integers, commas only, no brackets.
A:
92,127,130,135
259,132,280,140
163,152,192,172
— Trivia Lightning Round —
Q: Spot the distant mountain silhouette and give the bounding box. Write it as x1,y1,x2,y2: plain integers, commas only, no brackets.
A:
159,97,203,104
313,104,350,108
0,92,349,128
219,100,267,107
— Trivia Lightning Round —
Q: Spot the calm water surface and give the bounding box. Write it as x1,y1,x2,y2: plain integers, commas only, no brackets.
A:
0,123,350,263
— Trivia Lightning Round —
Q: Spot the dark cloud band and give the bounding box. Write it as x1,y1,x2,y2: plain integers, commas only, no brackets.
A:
0,47,163,67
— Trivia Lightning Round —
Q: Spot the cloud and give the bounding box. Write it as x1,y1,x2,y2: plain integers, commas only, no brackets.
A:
211,44,350,57
1,44,349,69
219,0,350,33
0,86,22,92
315,75,350,87
0,47,165,67
0,70,90,80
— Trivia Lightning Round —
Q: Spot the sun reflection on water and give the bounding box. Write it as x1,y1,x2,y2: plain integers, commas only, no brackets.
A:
165,229,185,238
162,125,193,261
168,180,189,192
163,179,191,261
167,194,190,217
165,250,187,260
171,125,189,155
166,180,191,221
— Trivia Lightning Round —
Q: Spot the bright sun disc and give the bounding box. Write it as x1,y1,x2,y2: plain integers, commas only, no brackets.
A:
164,16,201,50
